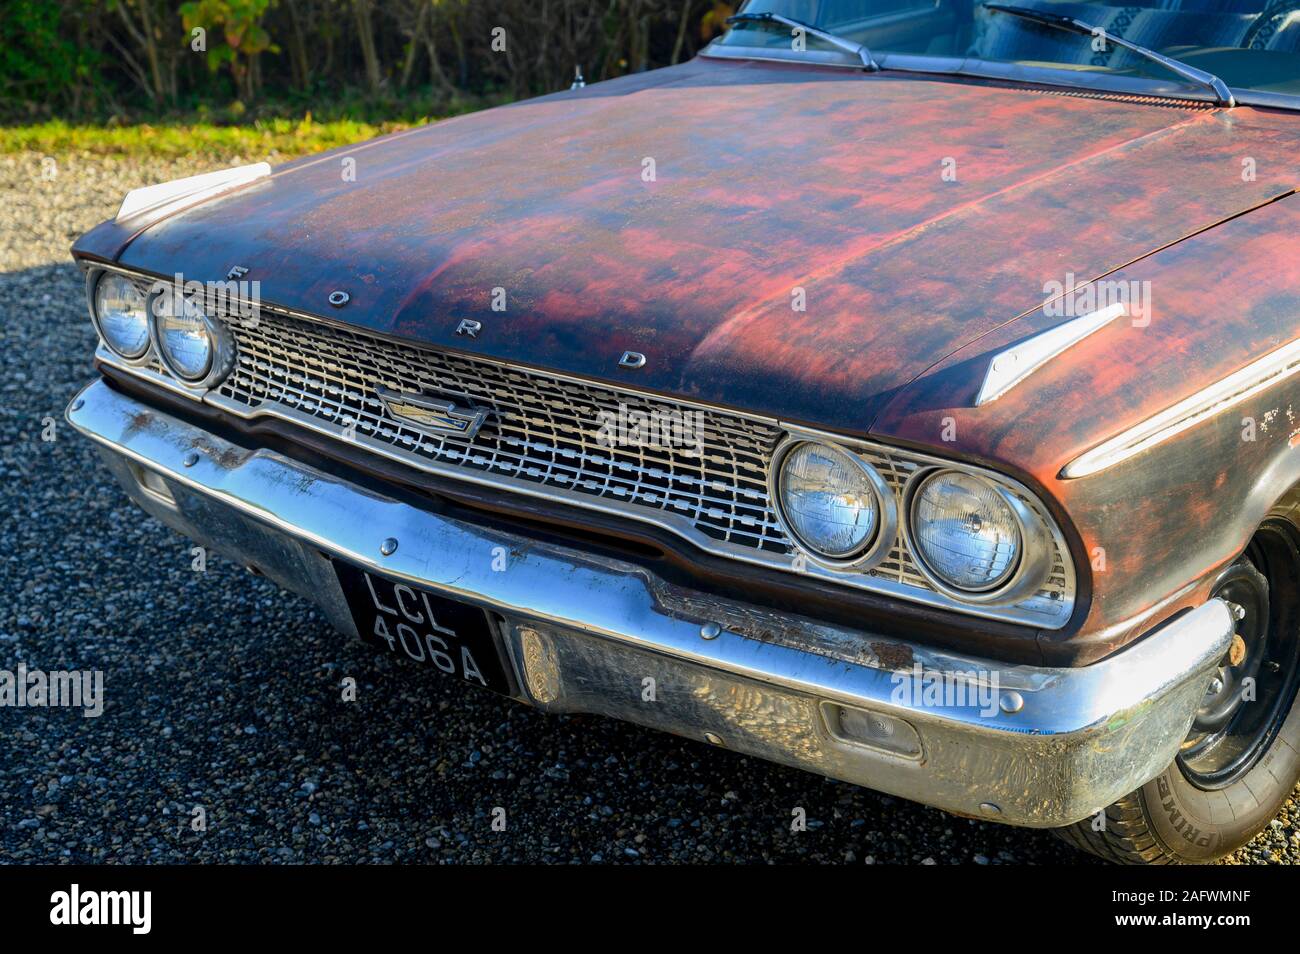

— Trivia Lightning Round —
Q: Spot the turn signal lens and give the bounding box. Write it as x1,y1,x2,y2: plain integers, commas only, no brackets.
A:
824,703,922,759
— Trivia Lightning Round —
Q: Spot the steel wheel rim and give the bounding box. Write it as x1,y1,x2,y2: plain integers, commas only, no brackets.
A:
1178,522,1300,790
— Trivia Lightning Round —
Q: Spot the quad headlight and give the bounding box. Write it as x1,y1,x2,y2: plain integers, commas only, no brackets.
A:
153,292,212,380
771,441,893,565
908,470,1022,592
87,270,235,388
147,285,234,387
770,432,1059,609
89,272,150,359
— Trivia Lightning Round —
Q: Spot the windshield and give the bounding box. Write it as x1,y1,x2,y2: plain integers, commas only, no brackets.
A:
714,0,1300,97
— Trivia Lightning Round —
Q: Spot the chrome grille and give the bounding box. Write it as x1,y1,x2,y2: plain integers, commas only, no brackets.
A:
218,309,791,555
101,270,1074,627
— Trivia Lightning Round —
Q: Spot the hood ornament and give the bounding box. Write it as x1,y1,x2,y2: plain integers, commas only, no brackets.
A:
975,302,1126,406
116,162,270,222
377,386,488,440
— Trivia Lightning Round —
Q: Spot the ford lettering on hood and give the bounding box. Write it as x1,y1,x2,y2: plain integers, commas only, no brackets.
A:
77,57,1296,434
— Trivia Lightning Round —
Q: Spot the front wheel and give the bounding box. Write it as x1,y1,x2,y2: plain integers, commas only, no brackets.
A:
1056,519,1300,864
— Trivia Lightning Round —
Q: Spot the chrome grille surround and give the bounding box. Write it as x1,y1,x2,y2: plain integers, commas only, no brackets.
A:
91,267,1076,628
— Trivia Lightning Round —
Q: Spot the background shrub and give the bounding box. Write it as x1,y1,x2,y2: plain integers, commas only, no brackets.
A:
0,0,737,122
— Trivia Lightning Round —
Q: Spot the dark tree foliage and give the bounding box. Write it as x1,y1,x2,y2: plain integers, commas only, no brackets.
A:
0,0,737,120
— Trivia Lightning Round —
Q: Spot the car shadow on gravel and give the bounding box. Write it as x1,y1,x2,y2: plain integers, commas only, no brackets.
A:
1,260,1294,864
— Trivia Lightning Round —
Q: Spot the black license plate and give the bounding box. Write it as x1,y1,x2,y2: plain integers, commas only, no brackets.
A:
333,560,512,695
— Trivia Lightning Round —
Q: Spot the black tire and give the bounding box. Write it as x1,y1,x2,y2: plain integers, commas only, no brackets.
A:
1055,520,1300,864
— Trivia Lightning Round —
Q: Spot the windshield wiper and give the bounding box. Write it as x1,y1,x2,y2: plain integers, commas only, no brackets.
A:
983,3,1234,106
726,11,880,71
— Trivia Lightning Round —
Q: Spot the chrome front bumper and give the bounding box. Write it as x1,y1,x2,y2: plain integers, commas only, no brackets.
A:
67,378,1236,828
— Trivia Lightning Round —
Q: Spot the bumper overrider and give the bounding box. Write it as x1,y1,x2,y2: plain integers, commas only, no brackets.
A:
67,378,1235,828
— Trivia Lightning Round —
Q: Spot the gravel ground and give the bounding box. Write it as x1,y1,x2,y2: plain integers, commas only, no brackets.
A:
1,150,1297,865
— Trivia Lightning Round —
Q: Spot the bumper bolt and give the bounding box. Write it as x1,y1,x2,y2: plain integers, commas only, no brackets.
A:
979,802,1001,816
999,691,1024,714
71,398,84,411
704,732,724,746
379,537,398,556
700,622,721,640
182,451,199,467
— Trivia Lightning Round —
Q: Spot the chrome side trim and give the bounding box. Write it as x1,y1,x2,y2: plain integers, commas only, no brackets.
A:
116,162,271,223
1063,335,1300,479
976,302,1126,406
66,377,1234,827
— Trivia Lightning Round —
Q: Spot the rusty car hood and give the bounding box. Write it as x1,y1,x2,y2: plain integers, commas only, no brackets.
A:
82,57,1298,436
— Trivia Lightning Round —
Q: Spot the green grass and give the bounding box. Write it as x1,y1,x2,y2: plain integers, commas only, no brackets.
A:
1,116,426,159
3,89,514,159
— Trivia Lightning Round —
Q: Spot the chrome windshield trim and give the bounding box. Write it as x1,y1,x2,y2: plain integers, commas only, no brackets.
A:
700,43,867,68
701,43,1300,109
1232,88,1300,112
726,11,880,70
1063,335,1300,479
982,3,1234,106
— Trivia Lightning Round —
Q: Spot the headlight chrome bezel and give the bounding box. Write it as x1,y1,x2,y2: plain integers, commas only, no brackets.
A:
86,269,152,363
902,466,1055,606
767,436,897,571
145,284,237,390
768,425,1064,613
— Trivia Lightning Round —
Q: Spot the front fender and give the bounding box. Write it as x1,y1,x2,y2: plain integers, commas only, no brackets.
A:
872,192,1300,663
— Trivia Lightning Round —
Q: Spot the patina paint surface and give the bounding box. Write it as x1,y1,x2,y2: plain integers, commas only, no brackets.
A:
72,55,1300,657
876,197,1300,660
79,58,1295,433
